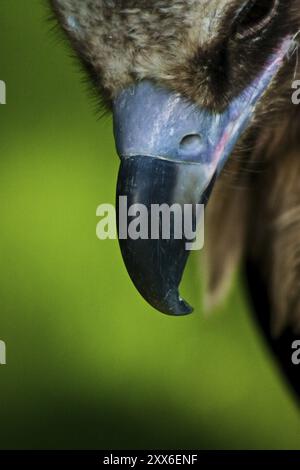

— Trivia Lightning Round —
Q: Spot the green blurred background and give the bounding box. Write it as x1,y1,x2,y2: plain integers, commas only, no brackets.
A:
0,1,299,450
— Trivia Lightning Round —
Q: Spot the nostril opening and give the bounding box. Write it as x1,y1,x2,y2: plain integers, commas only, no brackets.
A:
180,134,202,152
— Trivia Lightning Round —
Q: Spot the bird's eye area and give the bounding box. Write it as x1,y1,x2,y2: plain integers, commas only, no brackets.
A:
234,0,279,40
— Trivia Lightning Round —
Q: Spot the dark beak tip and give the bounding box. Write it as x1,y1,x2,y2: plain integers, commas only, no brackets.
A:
116,155,197,318
151,290,194,317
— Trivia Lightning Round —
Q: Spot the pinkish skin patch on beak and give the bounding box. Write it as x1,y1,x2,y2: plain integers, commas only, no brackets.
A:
214,36,294,170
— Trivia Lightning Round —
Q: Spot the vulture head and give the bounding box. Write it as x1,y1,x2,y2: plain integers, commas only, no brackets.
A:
51,1,300,395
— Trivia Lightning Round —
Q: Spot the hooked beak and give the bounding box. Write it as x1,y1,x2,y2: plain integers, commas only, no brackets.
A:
112,39,291,316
